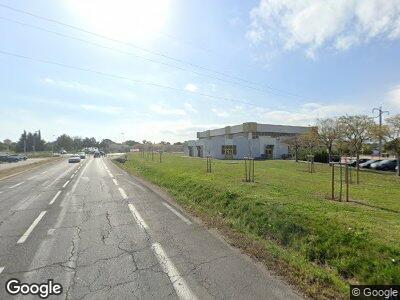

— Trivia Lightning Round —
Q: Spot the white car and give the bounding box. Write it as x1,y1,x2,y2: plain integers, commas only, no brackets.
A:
68,155,81,163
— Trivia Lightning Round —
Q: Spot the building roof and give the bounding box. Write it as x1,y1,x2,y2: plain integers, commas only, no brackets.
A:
197,122,310,139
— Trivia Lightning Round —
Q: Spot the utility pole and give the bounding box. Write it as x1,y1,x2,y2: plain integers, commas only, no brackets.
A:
372,106,389,156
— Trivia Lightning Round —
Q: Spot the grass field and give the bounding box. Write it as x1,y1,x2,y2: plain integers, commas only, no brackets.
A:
116,153,400,298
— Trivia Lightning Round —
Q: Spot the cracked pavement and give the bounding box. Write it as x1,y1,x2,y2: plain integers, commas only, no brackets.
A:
0,156,302,299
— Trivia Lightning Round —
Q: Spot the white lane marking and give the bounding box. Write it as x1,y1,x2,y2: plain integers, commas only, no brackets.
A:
41,171,47,174
109,173,114,178
9,182,24,189
62,180,70,188
118,187,128,199
49,191,62,205
17,211,47,244
128,203,148,230
0,266,4,274
28,175,37,180
162,202,192,225
70,173,75,179
152,243,197,300
112,179,118,186
47,229,55,236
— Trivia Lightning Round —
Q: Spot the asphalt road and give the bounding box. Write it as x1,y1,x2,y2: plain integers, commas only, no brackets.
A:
0,156,302,299
0,158,48,171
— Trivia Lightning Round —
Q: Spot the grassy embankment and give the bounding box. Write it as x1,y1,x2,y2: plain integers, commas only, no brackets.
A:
116,153,400,299
0,156,60,180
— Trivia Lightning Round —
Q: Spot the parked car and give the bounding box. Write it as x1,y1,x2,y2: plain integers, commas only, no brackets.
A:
17,154,27,160
78,152,86,159
0,155,9,162
370,159,397,171
68,155,81,163
6,155,21,162
359,159,382,169
347,158,369,167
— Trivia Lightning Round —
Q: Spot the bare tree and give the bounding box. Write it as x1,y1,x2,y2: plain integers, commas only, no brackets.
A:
385,114,400,176
299,128,320,155
338,115,375,184
316,117,339,163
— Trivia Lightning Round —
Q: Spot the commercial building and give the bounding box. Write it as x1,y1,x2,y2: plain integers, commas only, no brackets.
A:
185,122,311,159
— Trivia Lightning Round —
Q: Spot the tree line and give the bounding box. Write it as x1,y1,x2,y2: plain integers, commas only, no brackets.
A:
286,113,400,177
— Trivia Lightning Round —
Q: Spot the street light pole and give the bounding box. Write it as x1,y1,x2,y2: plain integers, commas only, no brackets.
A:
372,106,389,156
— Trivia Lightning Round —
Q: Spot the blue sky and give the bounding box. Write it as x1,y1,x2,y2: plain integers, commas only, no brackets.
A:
1,0,400,143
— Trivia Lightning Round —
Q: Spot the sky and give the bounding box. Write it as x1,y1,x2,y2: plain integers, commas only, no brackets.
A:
1,0,400,143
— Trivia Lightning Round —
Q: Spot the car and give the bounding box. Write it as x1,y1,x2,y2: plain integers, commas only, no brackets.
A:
347,158,369,167
0,155,9,162
60,150,67,154
78,152,86,159
370,159,397,171
359,159,382,169
6,155,21,162
17,154,27,160
68,155,81,163
94,151,100,158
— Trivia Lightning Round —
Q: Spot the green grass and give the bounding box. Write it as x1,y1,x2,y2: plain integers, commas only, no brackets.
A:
116,153,400,298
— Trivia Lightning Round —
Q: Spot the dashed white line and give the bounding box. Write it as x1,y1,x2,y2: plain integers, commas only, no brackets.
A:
152,243,197,300
9,182,24,189
162,202,192,225
62,180,70,188
112,179,119,186
28,175,37,180
41,171,47,174
128,203,148,230
17,211,47,244
49,191,62,205
118,187,128,199
70,174,75,179
0,266,4,275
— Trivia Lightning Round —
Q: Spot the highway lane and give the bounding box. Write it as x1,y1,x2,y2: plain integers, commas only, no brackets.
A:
0,156,302,299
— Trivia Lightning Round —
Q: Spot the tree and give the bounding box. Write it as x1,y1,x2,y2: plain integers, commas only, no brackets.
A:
316,118,339,163
338,115,375,184
56,134,74,152
299,128,320,155
384,114,400,176
283,135,301,162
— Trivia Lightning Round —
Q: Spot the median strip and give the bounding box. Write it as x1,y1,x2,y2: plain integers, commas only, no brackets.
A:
128,203,148,230
152,243,197,300
17,211,47,244
9,182,24,189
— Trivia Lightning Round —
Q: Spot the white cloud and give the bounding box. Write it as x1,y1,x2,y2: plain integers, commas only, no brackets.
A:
387,85,400,108
184,83,198,93
247,0,400,58
41,77,136,99
80,104,122,114
183,103,197,113
149,104,187,116
211,108,229,117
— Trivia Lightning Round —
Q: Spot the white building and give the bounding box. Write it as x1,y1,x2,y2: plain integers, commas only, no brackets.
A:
185,122,311,159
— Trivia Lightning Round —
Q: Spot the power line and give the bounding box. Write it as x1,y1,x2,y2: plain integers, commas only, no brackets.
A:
0,49,263,108
0,15,304,100
0,2,320,102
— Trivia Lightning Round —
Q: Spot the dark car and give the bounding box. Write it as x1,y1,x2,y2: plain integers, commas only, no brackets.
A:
359,159,381,169
94,151,100,158
347,158,369,167
370,159,397,171
17,154,27,160
0,155,9,162
6,155,21,162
